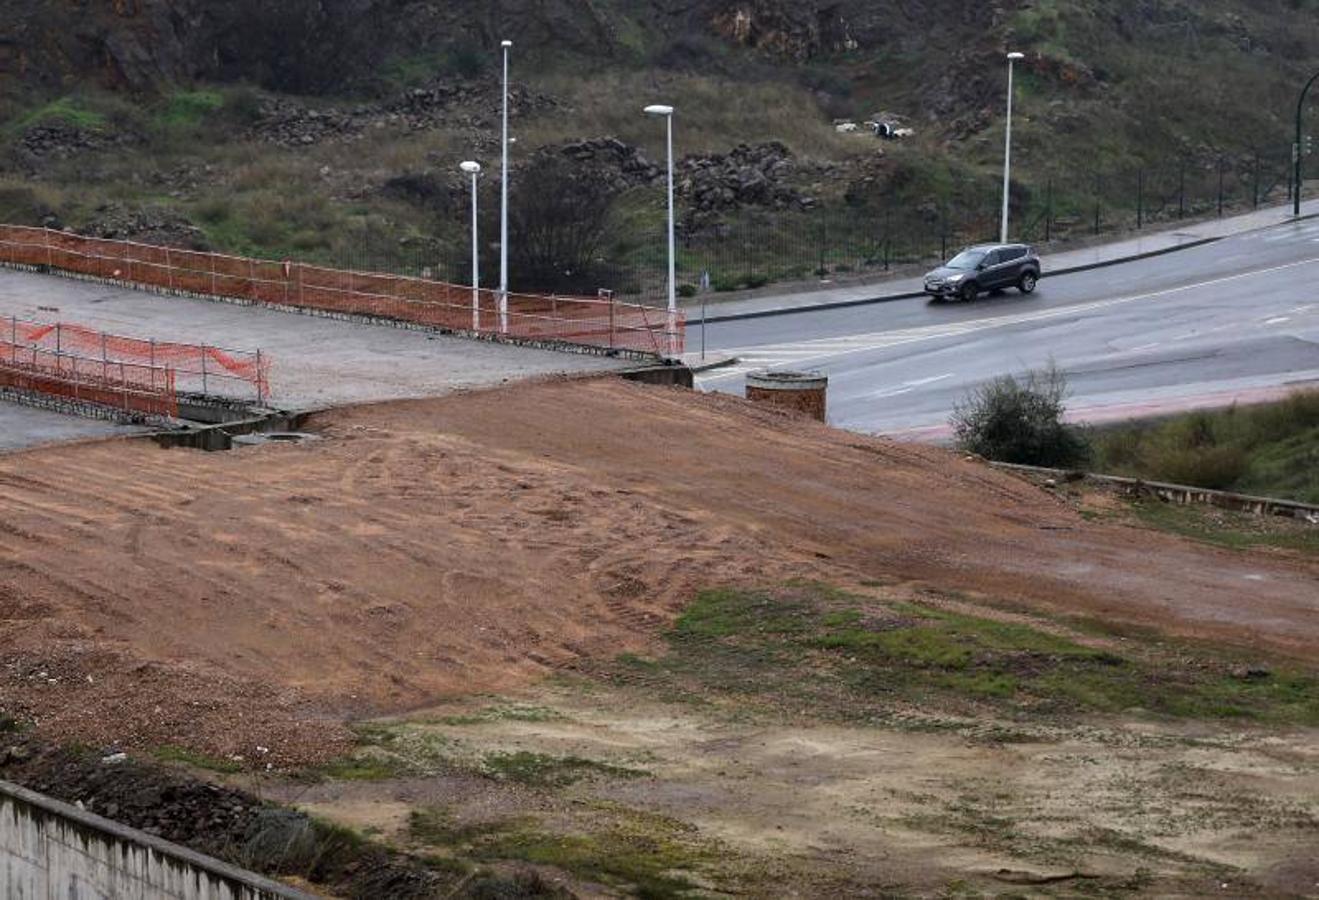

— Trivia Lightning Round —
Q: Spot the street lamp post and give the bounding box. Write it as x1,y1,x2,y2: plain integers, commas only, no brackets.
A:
1001,51,1025,243
644,104,677,356
499,39,512,333
460,161,482,331
1294,69,1319,217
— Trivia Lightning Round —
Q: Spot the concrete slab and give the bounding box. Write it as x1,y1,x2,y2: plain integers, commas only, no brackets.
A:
0,401,146,452
0,268,630,412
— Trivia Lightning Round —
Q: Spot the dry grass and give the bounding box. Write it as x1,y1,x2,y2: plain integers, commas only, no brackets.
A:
522,70,869,160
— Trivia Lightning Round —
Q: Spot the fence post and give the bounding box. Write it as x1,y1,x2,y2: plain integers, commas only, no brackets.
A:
1093,174,1102,235
201,344,208,395
883,206,892,271
1177,160,1186,219
1045,178,1053,242
1136,169,1144,230
605,290,616,351
1218,158,1225,217
1253,151,1261,209
120,362,127,412
10,316,15,364
56,323,61,354
256,349,264,405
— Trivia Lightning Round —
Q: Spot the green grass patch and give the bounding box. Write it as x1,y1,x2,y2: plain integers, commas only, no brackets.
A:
157,90,225,129
610,585,1319,728
151,745,243,774
1129,500,1319,556
310,722,456,781
1093,392,1319,503
407,804,718,897
14,96,107,132
481,751,647,787
427,704,565,726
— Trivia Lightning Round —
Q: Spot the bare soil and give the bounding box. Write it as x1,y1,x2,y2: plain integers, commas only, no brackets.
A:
0,377,1316,763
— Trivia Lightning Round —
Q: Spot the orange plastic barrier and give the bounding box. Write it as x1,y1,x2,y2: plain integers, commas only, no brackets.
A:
0,225,685,357
6,317,269,403
0,340,177,418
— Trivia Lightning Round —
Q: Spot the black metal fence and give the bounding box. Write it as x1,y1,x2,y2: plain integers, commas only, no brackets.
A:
328,148,1300,303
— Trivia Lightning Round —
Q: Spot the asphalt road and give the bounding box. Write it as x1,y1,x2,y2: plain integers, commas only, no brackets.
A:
696,218,1319,437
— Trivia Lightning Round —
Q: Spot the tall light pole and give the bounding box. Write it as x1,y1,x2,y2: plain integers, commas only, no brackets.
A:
1001,51,1025,243
499,39,512,334
1294,69,1319,217
645,104,677,355
460,161,482,331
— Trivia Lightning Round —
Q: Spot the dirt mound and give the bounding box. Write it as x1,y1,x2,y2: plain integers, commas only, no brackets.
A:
0,377,1315,764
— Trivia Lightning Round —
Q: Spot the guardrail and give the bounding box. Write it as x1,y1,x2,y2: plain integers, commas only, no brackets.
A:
0,225,684,357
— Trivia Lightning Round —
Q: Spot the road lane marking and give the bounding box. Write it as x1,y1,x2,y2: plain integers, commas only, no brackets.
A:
905,373,954,386
1264,316,1291,325
1129,342,1160,352
699,253,1319,384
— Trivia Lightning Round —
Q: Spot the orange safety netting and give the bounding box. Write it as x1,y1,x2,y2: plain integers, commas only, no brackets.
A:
6,318,270,401
0,340,177,418
0,225,684,357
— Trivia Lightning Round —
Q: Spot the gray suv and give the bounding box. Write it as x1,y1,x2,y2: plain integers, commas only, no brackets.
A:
924,243,1041,302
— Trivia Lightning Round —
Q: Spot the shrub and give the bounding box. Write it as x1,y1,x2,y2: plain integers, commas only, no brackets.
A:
951,362,1092,468
677,284,698,298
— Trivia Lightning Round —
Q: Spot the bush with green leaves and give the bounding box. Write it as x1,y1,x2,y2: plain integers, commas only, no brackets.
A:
951,363,1092,468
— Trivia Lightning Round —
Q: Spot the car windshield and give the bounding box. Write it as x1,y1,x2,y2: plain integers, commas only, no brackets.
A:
946,249,987,270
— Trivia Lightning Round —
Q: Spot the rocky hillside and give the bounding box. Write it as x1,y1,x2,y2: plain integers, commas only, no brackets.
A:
2,1,1317,294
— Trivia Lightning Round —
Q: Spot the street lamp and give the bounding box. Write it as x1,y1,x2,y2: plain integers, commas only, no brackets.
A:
460,161,482,331
645,104,677,355
499,39,512,334
1294,69,1319,217
1001,51,1025,243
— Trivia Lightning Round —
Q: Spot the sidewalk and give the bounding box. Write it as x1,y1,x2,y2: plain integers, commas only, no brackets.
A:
686,197,1319,323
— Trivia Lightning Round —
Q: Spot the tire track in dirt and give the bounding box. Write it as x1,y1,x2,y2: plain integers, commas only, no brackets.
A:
0,376,1315,762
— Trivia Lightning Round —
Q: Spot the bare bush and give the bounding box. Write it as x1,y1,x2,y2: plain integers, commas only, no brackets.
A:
952,363,1092,468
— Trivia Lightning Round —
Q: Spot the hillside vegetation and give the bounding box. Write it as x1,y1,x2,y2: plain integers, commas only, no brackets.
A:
2,1,1318,295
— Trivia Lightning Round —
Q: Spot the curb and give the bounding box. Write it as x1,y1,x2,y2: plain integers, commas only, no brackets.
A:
685,355,740,373
699,235,1226,324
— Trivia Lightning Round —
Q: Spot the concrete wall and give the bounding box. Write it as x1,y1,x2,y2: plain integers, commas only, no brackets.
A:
0,780,310,900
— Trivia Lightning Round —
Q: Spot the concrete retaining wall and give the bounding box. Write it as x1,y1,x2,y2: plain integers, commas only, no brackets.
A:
0,780,310,900
993,462,1319,523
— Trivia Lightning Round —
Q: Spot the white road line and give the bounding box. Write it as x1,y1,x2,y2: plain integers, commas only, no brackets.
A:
1129,342,1160,352
904,373,954,387
1264,316,1291,325
699,253,1319,382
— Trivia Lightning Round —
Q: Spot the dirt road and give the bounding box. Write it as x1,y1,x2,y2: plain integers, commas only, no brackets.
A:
0,377,1314,760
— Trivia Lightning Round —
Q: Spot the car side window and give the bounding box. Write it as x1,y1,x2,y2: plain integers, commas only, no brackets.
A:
983,251,1001,267
1002,247,1025,262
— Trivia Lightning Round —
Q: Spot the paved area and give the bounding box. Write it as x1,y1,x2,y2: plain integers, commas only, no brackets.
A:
0,268,630,450
698,214,1319,436
689,198,1319,321
0,403,147,451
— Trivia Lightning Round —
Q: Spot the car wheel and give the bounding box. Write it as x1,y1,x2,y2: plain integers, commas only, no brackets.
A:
960,281,978,302
1018,272,1038,294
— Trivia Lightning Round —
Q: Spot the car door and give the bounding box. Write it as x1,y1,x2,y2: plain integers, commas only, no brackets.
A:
993,248,1022,288
979,250,1005,288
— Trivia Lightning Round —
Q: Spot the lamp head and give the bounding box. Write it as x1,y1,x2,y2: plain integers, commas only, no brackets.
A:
501,40,513,48
644,104,675,117
1007,51,1025,60
460,161,481,174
